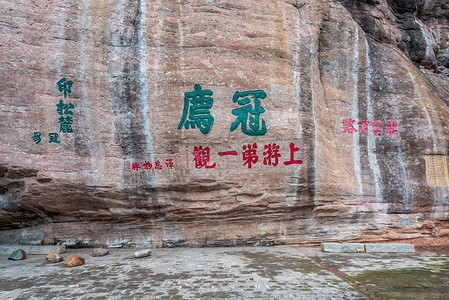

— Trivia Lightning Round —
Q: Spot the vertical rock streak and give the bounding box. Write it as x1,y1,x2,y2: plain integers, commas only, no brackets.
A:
47,2,68,173
77,0,95,176
292,9,302,200
406,65,439,153
138,0,153,156
308,19,318,205
109,0,155,187
138,0,155,186
413,11,437,61
177,1,186,85
396,144,410,209
178,0,186,90
294,16,302,113
364,37,383,203
109,0,128,159
351,25,362,194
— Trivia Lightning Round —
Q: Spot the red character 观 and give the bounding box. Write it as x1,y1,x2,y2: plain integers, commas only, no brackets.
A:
193,146,216,169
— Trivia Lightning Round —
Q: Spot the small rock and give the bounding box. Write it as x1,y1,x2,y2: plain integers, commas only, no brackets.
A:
134,249,152,258
91,248,109,257
422,220,436,229
64,254,85,267
431,227,441,237
46,251,63,263
8,249,26,261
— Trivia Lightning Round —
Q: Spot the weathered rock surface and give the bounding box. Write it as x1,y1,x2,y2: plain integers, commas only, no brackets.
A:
91,248,109,257
0,0,448,247
46,251,63,263
64,254,85,267
0,245,66,255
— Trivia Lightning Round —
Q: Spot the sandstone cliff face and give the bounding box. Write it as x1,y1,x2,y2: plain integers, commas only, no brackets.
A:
0,0,448,247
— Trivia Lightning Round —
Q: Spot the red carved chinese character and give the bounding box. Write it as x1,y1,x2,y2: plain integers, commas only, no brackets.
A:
284,143,302,166
132,162,140,171
143,161,152,170
358,120,370,136
193,146,216,169
242,143,258,169
165,159,174,169
263,143,281,166
385,120,399,137
218,151,238,156
154,160,162,170
342,119,357,134
371,120,384,137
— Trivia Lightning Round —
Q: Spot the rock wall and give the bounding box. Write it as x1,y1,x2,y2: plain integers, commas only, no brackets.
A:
0,0,448,247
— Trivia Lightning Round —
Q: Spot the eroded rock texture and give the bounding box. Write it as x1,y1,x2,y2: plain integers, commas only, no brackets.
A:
0,0,448,247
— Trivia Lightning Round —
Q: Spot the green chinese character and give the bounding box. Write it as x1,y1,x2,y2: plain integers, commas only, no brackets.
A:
178,85,214,135
56,100,74,116
32,132,41,144
230,90,267,136
48,133,60,143
56,78,73,99
59,116,73,133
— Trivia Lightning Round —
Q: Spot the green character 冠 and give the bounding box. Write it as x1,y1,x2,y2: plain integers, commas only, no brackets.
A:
48,133,60,144
230,90,267,136
178,85,214,135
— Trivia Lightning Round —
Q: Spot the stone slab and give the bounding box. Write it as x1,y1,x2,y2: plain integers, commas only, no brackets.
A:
364,243,415,253
0,245,66,255
0,247,369,299
321,243,365,253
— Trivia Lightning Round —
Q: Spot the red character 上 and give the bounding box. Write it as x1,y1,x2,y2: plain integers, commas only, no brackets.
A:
284,143,302,166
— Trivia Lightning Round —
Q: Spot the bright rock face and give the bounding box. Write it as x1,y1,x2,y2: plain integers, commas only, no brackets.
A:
0,0,448,247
